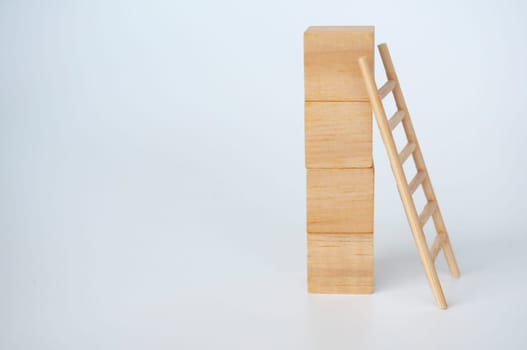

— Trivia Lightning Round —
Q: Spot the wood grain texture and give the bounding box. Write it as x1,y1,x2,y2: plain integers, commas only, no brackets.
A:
305,101,372,168
307,233,373,294
307,168,374,233
304,26,374,101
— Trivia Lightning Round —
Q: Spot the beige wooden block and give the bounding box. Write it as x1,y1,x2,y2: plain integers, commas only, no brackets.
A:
304,26,374,102
305,101,372,168
307,232,373,294
307,168,373,233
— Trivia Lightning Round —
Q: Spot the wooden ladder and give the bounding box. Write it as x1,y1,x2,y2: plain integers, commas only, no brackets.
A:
358,44,460,309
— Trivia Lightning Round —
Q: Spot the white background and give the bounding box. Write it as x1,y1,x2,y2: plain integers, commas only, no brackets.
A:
1,0,527,349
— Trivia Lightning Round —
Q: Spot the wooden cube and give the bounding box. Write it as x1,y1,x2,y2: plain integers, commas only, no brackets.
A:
307,168,373,233
307,233,373,293
304,26,374,102
305,101,372,168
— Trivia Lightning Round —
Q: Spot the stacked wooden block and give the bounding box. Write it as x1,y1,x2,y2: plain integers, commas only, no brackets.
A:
304,26,375,293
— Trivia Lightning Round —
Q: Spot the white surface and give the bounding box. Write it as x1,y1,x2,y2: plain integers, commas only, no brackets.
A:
1,0,527,349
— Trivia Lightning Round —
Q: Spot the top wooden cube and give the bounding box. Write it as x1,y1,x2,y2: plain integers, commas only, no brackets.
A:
304,26,374,101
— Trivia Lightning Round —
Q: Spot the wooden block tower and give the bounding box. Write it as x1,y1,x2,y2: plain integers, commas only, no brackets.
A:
304,26,375,293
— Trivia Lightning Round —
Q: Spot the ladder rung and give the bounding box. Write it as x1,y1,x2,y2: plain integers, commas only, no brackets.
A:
430,234,446,261
408,171,426,194
378,80,396,99
388,110,406,130
398,142,416,164
419,201,437,226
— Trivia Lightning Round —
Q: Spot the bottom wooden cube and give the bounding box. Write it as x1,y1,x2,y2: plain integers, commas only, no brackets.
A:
307,233,373,294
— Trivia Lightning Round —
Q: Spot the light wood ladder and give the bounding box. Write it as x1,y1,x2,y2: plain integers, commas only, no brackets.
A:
358,43,460,309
